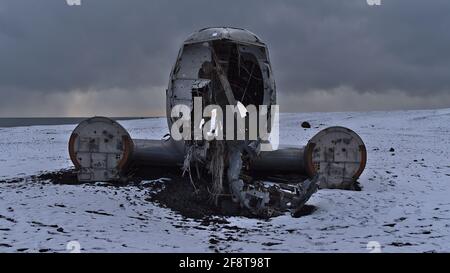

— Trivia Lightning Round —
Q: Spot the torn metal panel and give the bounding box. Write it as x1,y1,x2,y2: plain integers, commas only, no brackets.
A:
228,175,318,217
237,44,276,107
210,45,237,106
167,27,275,140
192,79,211,90
173,43,212,80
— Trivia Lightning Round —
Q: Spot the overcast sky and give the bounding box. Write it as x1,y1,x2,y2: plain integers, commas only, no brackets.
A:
1,0,450,117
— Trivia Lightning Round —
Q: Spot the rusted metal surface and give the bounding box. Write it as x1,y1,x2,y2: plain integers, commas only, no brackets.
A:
68,116,133,182
304,126,367,189
68,133,81,169
117,135,134,171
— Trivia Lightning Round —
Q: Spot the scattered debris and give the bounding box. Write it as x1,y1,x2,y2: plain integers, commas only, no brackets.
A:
85,210,114,217
389,242,414,247
32,168,318,219
301,121,311,128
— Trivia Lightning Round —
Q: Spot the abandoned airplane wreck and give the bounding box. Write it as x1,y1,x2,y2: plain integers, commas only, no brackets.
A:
67,27,367,218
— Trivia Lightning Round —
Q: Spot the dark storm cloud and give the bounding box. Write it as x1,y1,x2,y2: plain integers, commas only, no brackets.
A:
1,0,450,116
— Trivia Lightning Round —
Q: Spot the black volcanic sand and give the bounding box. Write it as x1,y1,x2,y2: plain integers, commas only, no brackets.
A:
145,174,317,219
6,167,317,220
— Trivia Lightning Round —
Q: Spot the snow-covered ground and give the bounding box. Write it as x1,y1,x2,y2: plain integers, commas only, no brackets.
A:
1,109,450,252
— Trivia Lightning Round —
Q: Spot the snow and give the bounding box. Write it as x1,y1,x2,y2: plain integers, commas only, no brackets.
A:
1,109,450,252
